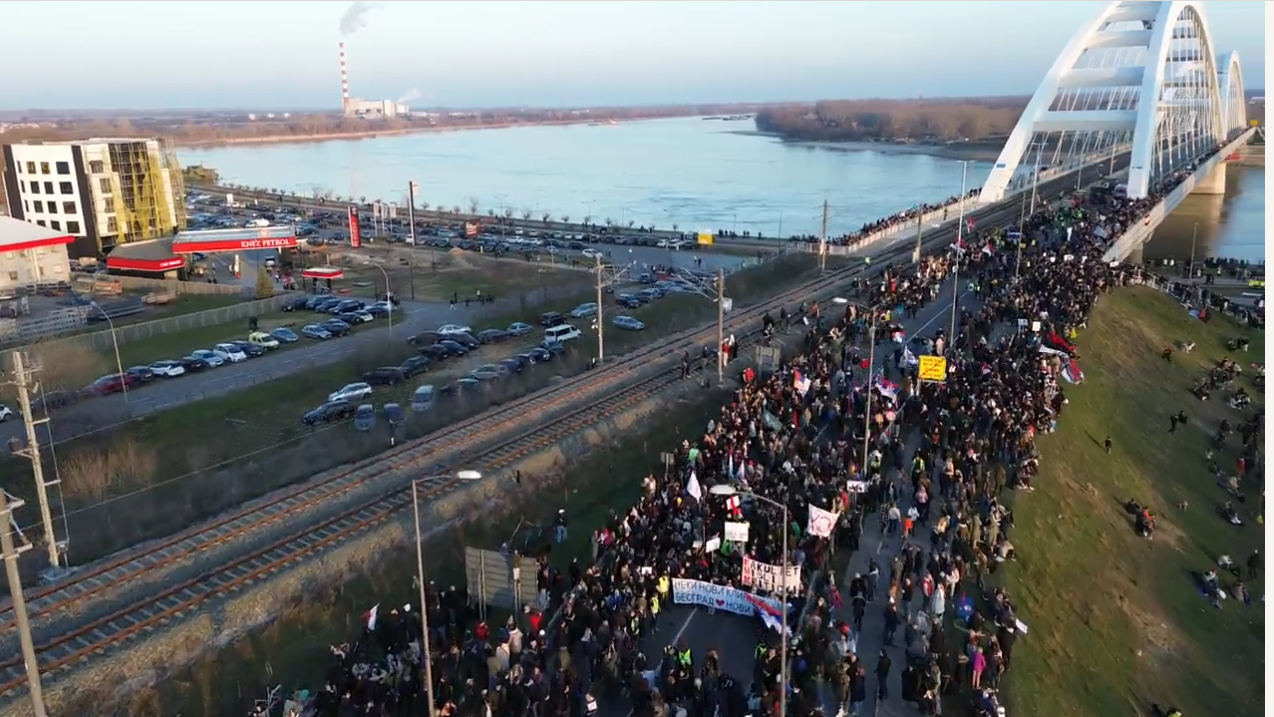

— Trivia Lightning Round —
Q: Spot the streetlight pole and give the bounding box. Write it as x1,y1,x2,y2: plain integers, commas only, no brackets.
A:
1187,222,1198,280
716,268,725,386
950,161,970,343
412,470,482,717
0,491,47,717
862,321,877,470
91,302,127,404
709,485,789,717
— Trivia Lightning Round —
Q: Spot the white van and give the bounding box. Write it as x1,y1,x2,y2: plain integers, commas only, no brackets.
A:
544,324,583,343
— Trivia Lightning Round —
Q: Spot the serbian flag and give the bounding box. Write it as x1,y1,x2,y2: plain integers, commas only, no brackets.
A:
363,604,380,631
726,494,743,518
744,592,784,619
874,374,899,402
1062,359,1086,384
793,370,811,396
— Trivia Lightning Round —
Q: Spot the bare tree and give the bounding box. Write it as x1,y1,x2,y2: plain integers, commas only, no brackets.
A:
503,208,514,220
521,209,533,221
359,196,367,203
487,208,497,218
672,223,679,233
420,201,430,211
541,212,551,225
605,218,614,227
583,215,592,225
560,215,570,225
468,198,480,215
452,205,462,215
627,220,635,229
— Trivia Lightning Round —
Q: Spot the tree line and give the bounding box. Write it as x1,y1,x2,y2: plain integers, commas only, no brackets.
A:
755,97,1028,143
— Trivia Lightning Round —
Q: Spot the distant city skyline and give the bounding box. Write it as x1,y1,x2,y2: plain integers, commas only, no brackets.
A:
2,0,1264,111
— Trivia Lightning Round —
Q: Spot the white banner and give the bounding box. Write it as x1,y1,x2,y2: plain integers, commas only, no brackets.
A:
846,480,870,494
671,578,783,616
724,521,750,543
807,505,840,538
742,556,802,594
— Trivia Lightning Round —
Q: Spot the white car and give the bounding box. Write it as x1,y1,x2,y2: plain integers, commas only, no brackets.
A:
569,302,599,319
247,331,280,350
436,324,472,336
190,349,225,367
329,382,373,403
0,404,14,422
213,343,248,363
581,248,603,259
149,360,187,378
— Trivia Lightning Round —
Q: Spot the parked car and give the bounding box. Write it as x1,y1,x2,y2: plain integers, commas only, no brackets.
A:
539,311,566,327
302,400,355,426
270,327,300,344
450,332,481,349
302,324,332,340
439,340,469,356
478,329,512,344
181,355,214,372
190,349,226,367
363,367,406,386
410,385,435,413
0,404,15,422
418,344,451,360
539,340,567,356
498,357,525,374
398,355,431,378
347,309,375,324
248,331,281,349
125,366,156,383
409,330,444,345
437,324,472,336
85,373,134,396
149,360,187,378
281,297,309,312
507,322,534,337
612,315,646,331
321,319,352,337
329,382,373,403
353,404,376,431
383,402,406,428
231,340,267,358
212,343,249,363
615,293,643,309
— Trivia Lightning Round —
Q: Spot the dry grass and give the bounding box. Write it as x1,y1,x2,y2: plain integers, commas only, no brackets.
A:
60,440,158,502
998,287,1264,717
17,339,108,392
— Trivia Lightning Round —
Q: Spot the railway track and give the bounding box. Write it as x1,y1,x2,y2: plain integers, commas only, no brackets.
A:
0,163,1116,702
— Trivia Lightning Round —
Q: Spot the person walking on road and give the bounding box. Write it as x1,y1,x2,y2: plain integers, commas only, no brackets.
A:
875,649,892,700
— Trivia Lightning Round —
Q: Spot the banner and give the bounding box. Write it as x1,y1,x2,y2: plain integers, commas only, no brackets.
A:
671,578,782,616
807,505,840,538
724,521,750,543
741,556,802,594
348,205,362,248
846,479,870,494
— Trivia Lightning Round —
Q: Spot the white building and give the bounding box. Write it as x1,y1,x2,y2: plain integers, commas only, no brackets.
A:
0,216,72,292
1,138,186,259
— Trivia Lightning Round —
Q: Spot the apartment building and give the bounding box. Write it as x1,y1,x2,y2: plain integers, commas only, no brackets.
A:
1,137,187,259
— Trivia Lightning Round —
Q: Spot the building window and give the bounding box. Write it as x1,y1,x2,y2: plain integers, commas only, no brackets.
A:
30,182,40,195
55,161,70,175
25,162,35,174
67,220,81,234
36,220,45,227
62,201,76,214
50,220,61,231
59,181,73,194
46,202,57,214
18,181,24,192
43,182,53,194
99,177,112,194
32,201,43,213
39,162,50,175
23,201,29,213
89,160,105,174
7,272,17,282
106,216,118,233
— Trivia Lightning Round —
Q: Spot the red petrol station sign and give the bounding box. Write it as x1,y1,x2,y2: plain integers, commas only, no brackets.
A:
348,205,362,248
171,226,298,254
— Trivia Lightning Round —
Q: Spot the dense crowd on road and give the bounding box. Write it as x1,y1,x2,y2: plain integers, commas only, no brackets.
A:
285,148,1252,717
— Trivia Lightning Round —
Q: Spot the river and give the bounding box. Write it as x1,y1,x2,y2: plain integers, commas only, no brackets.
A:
181,117,1262,259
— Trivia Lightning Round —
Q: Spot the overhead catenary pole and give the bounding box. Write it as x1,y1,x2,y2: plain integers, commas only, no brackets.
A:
595,253,605,366
716,268,725,386
913,204,923,265
818,200,829,273
1014,190,1028,280
0,490,47,717
950,161,970,343
9,352,60,568
412,481,437,717
1188,222,1198,280
862,321,877,470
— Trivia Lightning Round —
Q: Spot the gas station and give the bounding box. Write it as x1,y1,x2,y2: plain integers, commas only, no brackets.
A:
104,226,298,278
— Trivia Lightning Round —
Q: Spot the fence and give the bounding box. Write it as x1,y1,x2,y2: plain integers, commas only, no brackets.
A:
3,293,297,359
789,195,980,257
102,273,251,297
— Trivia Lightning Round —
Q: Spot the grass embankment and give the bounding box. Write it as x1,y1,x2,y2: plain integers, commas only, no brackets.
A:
1,253,832,563
117,385,732,717
1000,287,1264,717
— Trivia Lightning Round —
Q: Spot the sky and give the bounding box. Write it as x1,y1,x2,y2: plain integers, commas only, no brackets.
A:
1,0,1265,111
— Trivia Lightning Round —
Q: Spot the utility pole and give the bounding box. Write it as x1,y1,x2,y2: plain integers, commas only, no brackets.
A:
950,161,970,344
407,181,418,299
1014,192,1027,280
595,253,605,366
913,205,923,265
1,490,48,717
862,321,877,470
8,352,61,568
818,200,829,273
716,268,725,386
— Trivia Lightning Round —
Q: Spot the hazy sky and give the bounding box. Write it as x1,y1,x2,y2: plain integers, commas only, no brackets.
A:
2,0,1264,110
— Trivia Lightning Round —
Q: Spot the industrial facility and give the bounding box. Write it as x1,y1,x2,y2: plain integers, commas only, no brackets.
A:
340,42,410,119
1,137,187,259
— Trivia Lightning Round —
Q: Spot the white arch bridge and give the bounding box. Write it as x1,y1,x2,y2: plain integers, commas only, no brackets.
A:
980,0,1252,203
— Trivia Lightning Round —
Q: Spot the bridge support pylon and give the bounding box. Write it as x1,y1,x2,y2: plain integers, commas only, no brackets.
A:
1193,162,1227,195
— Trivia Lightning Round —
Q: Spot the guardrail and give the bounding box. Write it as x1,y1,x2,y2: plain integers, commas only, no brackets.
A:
789,196,980,257
1103,129,1257,264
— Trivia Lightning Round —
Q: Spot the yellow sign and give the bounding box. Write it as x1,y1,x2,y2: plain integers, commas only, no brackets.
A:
1251,119,1261,127
917,355,947,382
697,231,714,245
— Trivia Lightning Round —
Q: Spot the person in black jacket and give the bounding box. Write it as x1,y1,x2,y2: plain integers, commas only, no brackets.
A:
875,650,892,700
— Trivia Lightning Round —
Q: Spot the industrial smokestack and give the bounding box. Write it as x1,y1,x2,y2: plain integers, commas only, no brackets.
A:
339,42,350,114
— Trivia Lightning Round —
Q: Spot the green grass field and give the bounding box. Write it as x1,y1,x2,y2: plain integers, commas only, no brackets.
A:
999,287,1264,717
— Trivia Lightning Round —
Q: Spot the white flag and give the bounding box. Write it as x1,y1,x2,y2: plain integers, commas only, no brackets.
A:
363,604,379,631
727,454,735,481
686,471,703,501
807,505,840,538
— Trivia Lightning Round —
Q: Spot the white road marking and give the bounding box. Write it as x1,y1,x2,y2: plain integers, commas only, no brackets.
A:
671,607,699,644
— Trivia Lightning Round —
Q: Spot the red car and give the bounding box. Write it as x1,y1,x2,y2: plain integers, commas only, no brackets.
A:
85,373,138,396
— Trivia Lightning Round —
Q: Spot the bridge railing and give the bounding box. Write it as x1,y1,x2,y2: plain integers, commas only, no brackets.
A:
1104,128,1257,264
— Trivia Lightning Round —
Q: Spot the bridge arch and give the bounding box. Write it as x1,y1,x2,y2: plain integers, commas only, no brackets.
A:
979,0,1241,203
1216,51,1248,136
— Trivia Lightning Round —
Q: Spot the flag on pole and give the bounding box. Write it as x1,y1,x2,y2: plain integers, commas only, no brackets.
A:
807,505,840,538
363,604,380,631
726,494,743,518
686,471,703,501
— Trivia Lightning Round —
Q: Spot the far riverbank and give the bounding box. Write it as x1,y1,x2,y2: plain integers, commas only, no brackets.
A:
173,118,638,149
726,129,1003,162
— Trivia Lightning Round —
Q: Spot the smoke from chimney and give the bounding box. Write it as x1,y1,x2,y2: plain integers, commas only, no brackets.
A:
339,42,351,113
339,1,379,36
397,88,422,105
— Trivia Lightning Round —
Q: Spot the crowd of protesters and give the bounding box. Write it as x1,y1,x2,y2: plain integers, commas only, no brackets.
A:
782,189,981,249
280,146,1250,717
